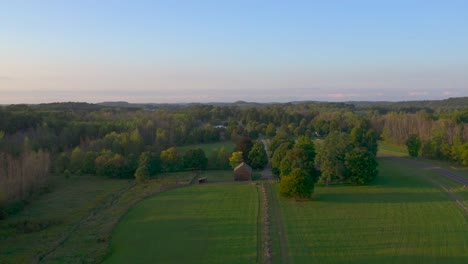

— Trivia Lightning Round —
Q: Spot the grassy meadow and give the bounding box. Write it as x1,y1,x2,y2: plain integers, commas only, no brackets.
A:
276,157,468,263
0,173,193,263
105,181,259,263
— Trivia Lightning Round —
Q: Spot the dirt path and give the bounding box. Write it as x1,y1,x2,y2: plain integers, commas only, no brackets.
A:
259,139,290,263
260,139,274,180
266,182,290,263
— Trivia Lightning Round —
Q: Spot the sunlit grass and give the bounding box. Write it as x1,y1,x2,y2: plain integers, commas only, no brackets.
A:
105,183,259,264
277,157,468,263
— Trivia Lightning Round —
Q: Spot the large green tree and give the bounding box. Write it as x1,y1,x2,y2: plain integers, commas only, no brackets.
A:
234,137,253,163
160,147,183,172
247,141,268,169
271,142,293,175
315,131,351,185
278,168,314,199
406,134,421,157
344,147,378,185
183,148,208,170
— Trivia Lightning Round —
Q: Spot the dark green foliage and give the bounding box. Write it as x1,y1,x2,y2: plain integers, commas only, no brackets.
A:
54,152,70,173
406,134,421,157
160,147,183,172
94,151,128,178
234,137,253,163
350,127,378,156
271,142,293,175
63,169,71,179
265,123,276,138
183,148,208,170
344,148,378,185
70,147,85,173
82,151,97,174
315,131,351,184
278,168,314,199
247,141,268,169
209,147,231,169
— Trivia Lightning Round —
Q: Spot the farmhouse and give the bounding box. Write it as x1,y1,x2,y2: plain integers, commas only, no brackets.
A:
234,162,252,181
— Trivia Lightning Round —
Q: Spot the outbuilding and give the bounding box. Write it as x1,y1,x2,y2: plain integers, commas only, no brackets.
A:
234,162,252,181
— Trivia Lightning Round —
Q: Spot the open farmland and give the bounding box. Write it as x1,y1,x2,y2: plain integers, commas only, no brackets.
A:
275,157,468,263
0,174,193,263
105,180,259,263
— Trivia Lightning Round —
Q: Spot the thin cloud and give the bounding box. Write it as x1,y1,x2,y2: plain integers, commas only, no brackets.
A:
326,93,359,99
408,91,428,96
442,91,458,96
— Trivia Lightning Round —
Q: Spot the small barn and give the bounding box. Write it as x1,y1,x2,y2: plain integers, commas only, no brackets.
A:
234,162,252,181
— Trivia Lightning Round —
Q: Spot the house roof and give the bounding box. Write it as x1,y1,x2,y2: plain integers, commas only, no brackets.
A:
234,162,252,172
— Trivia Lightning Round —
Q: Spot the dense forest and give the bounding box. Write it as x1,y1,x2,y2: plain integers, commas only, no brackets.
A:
0,97,467,214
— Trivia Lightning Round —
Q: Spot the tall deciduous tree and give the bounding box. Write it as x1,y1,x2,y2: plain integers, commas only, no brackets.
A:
160,147,183,172
229,151,244,169
234,137,253,163
344,147,378,185
135,152,150,183
315,131,350,185
183,148,208,170
278,168,314,199
271,142,293,175
248,141,268,169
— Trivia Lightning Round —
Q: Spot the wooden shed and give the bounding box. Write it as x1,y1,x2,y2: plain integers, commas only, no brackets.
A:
234,162,252,181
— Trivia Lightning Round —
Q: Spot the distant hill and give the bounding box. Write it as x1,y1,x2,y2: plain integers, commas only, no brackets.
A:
347,97,468,112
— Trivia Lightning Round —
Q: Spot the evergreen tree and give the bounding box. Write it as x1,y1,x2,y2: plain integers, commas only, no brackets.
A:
406,134,421,157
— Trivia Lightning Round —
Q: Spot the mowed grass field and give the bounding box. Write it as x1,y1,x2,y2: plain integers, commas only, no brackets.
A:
0,173,193,263
276,157,468,263
105,181,259,264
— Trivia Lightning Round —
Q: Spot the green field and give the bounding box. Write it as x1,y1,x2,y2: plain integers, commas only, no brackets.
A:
105,182,259,263
378,141,408,157
0,173,193,263
276,157,468,263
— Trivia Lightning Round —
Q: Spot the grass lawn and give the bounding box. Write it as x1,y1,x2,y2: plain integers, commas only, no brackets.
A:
378,141,408,157
178,141,235,156
105,183,259,264
0,173,193,264
276,157,468,263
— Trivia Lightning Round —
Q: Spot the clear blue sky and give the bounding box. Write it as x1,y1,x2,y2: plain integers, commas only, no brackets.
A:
1,0,467,103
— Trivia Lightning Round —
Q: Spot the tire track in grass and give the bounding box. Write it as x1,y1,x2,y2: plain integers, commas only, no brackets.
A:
259,183,271,264
266,182,290,264
387,156,468,215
